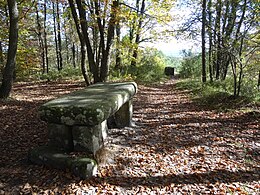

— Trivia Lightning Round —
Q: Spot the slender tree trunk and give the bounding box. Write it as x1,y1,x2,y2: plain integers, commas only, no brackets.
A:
52,2,60,71
222,1,238,80
72,42,76,68
100,0,119,81
75,0,98,82
131,0,145,67
207,0,213,82
68,0,90,85
0,41,4,68
215,0,222,80
43,0,49,73
36,3,45,74
201,0,207,83
257,70,260,91
231,59,237,97
63,5,69,65
64,29,69,65
234,0,247,96
0,0,18,99
115,23,122,72
56,0,63,70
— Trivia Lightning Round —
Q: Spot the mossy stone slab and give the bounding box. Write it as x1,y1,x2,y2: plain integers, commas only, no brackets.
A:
28,145,97,179
39,82,137,126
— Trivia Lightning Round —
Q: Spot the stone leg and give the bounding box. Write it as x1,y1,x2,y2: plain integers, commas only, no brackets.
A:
48,123,73,152
113,99,133,128
28,145,97,179
72,120,107,155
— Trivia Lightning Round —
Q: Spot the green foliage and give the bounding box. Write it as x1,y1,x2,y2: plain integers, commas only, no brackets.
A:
28,66,82,81
128,48,167,83
179,50,201,78
175,78,202,92
176,78,259,110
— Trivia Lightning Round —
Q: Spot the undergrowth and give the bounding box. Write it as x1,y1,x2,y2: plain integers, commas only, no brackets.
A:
175,79,260,111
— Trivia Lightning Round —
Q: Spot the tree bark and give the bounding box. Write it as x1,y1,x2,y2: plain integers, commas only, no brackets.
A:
36,2,45,74
52,2,60,71
68,0,90,85
115,23,122,72
131,0,145,67
56,0,63,70
75,0,98,82
207,0,213,82
257,70,260,91
72,42,76,68
0,41,4,69
100,0,119,81
215,0,222,80
201,0,207,83
43,0,49,73
0,0,18,99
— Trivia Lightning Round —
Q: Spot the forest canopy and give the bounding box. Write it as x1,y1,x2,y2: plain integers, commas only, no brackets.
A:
0,0,259,100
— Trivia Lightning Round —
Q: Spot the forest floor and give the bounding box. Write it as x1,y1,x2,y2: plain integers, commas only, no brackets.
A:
0,79,259,194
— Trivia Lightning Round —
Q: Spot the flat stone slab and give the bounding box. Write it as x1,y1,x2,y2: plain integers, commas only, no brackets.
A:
28,146,97,179
39,82,137,126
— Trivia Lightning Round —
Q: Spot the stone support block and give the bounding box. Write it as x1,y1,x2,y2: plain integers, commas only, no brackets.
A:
72,120,107,155
47,123,73,152
108,100,133,128
28,146,97,179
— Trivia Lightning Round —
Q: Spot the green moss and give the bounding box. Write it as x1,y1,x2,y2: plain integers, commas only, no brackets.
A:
39,82,137,126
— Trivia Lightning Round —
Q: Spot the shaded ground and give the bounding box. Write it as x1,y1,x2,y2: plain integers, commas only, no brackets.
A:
0,80,259,194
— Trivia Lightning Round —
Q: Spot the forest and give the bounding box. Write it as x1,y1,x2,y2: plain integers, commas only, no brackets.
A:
0,0,259,193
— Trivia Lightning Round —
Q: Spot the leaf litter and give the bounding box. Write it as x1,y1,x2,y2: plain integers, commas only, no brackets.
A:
0,80,259,194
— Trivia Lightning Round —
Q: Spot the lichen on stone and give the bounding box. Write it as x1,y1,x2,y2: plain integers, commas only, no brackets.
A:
61,116,74,126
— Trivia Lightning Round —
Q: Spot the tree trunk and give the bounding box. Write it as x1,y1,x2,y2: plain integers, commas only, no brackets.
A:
36,3,45,74
201,0,207,83
115,23,122,72
221,0,238,80
100,0,119,81
130,0,145,67
72,42,76,68
233,0,247,97
68,0,90,85
207,0,213,82
0,41,4,69
56,0,63,70
231,59,237,97
215,0,222,80
0,0,18,99
257,70,260,91
52,2,60,71
75,0,99,82
63,5,69,65
43,0,49,73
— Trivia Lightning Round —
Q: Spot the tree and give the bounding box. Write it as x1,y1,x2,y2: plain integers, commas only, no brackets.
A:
0,0,18,98
68,0,119,83
43,0,49,73
179,0,259,97
201,0,206,83
35,1,45,74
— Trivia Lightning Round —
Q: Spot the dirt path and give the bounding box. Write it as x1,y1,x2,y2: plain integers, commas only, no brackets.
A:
0,80,259,194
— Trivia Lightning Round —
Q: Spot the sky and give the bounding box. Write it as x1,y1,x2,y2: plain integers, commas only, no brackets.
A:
146,0,201,57
150,39,200,57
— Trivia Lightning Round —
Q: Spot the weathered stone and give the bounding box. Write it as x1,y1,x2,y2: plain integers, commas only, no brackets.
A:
28,146,97,179
47,123,73,151
72,121,107,155
165,67,174,76
39,82,137,126
30,82,138,178
108,100,133,128
71,158,98,179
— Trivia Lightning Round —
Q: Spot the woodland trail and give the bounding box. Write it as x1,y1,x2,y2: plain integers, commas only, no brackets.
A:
0,80,259,194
